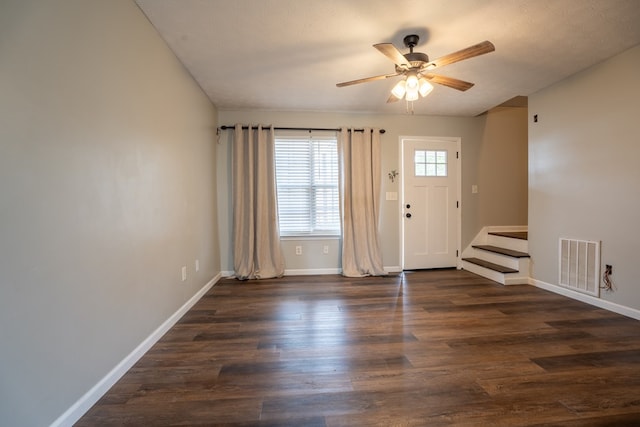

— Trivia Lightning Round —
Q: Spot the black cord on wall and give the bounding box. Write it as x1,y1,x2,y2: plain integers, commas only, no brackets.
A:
601,264,613,291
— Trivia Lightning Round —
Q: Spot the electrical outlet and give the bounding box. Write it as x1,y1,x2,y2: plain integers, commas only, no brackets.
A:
606,264,612,274
181,266,187,281
195,259,199,272
323,245,329,254
295,246,302,255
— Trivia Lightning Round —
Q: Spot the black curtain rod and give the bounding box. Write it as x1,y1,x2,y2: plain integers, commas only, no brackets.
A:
218,125,385,134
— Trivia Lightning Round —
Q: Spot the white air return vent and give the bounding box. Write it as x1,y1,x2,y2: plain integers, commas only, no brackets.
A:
559,238,600,297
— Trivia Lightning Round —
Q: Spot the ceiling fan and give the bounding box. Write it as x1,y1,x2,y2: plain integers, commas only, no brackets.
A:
336,35,495,104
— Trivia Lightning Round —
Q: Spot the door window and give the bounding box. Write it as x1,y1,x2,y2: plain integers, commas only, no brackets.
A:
414,150,447,177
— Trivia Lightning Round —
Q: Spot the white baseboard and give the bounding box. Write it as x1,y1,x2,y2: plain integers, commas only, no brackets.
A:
225,267,403,278
227,267,402,277
384,266,403,273
284,268,342,276
50,273,222,427
530,277,640,321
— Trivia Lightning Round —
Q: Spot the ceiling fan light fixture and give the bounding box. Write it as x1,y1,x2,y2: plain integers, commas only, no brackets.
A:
406,73,419,90
405,89,419,102
418,78,434,97
404,72,420,101
391,79,406,99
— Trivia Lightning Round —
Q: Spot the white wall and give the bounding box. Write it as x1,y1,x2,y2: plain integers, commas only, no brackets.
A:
529,44,640,312
218,109,527,273
0,1,220,425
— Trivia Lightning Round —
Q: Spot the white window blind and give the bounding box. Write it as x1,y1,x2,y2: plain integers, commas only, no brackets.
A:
274,132,340,236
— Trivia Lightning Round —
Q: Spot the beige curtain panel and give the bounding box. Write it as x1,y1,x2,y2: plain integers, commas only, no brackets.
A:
339,128,387,277
232,124,285,280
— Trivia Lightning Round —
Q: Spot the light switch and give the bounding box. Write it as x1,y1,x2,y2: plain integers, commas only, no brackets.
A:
386,191,398,201
472,185,478,194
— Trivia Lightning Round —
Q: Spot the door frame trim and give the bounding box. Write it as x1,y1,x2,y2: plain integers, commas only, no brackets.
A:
399,135,462,270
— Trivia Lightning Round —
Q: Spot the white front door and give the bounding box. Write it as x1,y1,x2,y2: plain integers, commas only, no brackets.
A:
401,137,460,270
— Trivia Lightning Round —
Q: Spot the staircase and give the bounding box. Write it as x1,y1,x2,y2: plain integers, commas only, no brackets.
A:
462,229,530,285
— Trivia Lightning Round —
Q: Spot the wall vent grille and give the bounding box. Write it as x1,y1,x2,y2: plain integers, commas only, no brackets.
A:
559,238,600,297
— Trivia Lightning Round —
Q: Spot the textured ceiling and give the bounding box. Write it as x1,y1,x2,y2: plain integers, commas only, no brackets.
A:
135,0,640,116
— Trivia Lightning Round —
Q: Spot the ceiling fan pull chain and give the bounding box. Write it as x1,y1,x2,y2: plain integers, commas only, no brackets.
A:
405,99,415,115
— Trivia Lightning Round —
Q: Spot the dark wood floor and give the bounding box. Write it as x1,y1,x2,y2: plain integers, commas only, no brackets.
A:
76,270,640,426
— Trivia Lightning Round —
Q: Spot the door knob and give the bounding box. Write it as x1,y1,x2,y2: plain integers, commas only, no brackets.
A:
406,213,412,218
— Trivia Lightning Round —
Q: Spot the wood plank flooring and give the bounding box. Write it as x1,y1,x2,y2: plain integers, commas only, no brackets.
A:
76,270,640,426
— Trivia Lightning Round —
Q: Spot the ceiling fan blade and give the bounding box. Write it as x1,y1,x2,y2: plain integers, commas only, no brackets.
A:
426,40,495,69
386,93,401,103
336,72,400,87
374,43,409,67
424,74,475,91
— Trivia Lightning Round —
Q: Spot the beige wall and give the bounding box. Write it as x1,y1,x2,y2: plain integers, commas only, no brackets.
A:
477,106,528,227
0,1,219,425
218,109,527,272
529,44,640,311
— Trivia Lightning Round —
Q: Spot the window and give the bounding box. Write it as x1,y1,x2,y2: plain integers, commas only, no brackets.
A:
274,132,340,236
415,149,447,177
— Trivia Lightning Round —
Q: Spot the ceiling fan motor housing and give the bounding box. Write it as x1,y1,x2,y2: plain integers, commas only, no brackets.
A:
401,35,429,68
404,52,429,68
403,34,420,48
